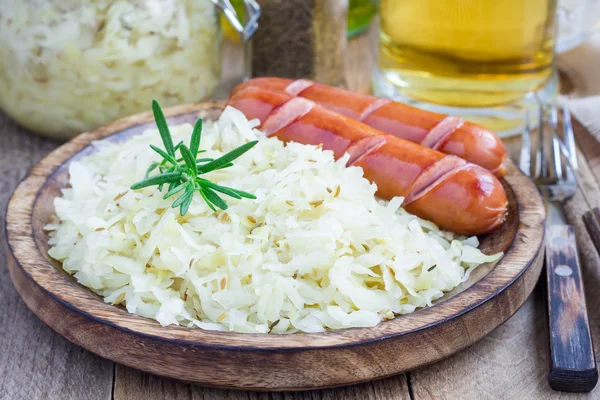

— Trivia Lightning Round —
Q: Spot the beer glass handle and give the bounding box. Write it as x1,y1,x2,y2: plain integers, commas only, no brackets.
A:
556,0,600,53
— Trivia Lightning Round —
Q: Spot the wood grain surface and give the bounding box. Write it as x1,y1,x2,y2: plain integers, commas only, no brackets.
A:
545,226,597,392
583,208,600,258
114,366,411,400
0,115,114,400
2,20,600,400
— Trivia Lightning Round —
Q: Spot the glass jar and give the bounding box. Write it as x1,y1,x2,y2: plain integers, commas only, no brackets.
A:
0,0,222,139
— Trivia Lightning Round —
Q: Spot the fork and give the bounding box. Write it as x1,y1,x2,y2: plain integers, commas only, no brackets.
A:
520,103,598,393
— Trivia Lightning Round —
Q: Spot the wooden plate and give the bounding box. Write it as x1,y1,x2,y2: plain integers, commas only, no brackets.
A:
5,102,546,391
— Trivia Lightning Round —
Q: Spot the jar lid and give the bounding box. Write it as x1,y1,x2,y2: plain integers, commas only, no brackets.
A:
212,0,261,41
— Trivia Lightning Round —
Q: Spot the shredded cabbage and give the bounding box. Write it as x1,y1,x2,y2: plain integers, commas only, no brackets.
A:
46,106,503,333
0,0,220,139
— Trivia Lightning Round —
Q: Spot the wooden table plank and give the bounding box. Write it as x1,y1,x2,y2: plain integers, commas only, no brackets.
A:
114,366,410,400
0,115,115,400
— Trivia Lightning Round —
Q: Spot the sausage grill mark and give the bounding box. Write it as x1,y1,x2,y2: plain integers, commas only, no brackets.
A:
262,97,316,137
346,136,387,166
403,155,468,206
420,116,465,150
357,98,392,123
285,79,315,97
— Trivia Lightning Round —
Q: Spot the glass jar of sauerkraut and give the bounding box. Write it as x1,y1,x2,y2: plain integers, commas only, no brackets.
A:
0,0,235,139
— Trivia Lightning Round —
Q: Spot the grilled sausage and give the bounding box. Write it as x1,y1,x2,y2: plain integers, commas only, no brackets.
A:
232,78,508,177
227,86,508,235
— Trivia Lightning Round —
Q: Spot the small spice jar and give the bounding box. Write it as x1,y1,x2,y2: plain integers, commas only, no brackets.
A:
246,0,348,87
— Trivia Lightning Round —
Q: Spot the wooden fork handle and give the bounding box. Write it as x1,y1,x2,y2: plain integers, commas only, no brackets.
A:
546,225,598,392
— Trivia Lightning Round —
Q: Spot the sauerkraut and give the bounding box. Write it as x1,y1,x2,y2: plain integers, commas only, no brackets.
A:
46,107,502,333
0,0,220,139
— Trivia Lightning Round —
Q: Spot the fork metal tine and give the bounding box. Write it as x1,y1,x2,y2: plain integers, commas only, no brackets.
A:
538,103,561,183
562,107,578,171
552,135,564,180
519,109,532,176
536,103,545,179
523,100,577,202
549,107,563,180
556,136,578,178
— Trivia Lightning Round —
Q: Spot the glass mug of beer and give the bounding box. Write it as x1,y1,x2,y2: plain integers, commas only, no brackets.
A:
374,0,600,135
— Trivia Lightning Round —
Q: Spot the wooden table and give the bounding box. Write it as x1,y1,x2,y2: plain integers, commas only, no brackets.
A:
2,24,600,400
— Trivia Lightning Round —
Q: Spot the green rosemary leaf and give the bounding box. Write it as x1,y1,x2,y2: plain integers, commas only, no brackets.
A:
180,193,193,216
197,179,242,199
137,102,256,214
152,100,174,156
177,156,210,165
228,188,257,199
201,187,229,210
179,144,197,176
197,141,258,174
198,188,217,212
196,180,256,200
150,144,177,165
131,171,182,190
172,184,193,209
216,162,234,170
190,118,203,157
157,170,170,191
163,182,187,199
145,162,159,178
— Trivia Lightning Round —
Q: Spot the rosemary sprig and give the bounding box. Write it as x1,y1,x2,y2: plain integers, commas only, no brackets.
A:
131,100,257,215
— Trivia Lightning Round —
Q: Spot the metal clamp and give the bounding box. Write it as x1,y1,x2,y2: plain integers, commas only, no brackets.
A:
212,0,261,41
